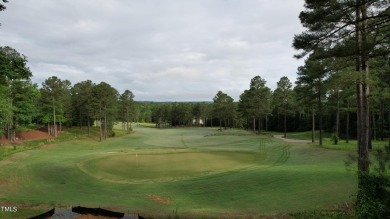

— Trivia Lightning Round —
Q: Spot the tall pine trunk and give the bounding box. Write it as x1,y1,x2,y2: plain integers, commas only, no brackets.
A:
79,108,82,129
99,117,102,142
372,112,376,141
318,92,323,146
336,89,340,140
87,118,91,137
104,111,107,140
253,117,256,133
380,101,384,141
346,104,350,143
356,2,370,173
53,97,57,137
126,106,130,132
388,109,390,147
7,123,11,140
283,109,287,138
312,108,315,143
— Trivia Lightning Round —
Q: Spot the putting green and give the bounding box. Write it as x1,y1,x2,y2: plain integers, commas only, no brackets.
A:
79,151,266,183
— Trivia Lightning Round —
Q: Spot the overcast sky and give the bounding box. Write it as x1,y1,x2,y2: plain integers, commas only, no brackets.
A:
0,0,305,101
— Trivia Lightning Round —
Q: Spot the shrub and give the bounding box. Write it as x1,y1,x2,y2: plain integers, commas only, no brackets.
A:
355,173,390,218
108,130,116,137
355,145,390,218
331,133,339,145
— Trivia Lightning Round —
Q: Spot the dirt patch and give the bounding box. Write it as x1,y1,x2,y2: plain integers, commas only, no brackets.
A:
145,194,172,205
0,134,8,145
0,129,55,145
17,129,54,141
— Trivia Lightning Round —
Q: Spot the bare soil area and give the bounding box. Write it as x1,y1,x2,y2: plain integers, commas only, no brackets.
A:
0,128,54,145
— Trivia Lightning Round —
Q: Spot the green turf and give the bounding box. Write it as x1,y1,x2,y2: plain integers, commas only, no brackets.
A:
281,130,388,152
0,126,357,218
80,151,266,183
284,130,332,140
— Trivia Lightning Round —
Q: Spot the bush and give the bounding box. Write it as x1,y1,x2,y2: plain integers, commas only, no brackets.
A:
355,173,390,218
331,133,339,145
355,145,390,218
108,130,116,137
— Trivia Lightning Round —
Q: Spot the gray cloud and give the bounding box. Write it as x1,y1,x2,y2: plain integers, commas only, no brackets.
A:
0,0,305,101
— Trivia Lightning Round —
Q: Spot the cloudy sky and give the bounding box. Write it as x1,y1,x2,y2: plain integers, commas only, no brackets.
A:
0,0,305,101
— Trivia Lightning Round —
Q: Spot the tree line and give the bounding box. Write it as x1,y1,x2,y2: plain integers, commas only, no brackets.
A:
142,71,389,147
0,47,136,142
3,43,387,147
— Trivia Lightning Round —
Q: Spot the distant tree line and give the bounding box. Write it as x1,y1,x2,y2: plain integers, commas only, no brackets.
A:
140,67,389,150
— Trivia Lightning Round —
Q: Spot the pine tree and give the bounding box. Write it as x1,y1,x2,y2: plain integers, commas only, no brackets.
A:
273,76,294,138
296,54,330,146
40,76,71,137
0,46,33,141
293,0,390,172
119,90,135,132
92,82,119,141
213,91,235,128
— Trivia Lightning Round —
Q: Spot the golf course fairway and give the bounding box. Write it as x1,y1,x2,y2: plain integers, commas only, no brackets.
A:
0,126,357,218
79,150,265,183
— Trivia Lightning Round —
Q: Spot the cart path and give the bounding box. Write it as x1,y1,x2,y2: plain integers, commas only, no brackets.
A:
273,135,311,143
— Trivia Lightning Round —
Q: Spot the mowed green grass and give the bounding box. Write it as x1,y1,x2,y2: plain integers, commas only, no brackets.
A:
80,151,265,183
0,126,356,218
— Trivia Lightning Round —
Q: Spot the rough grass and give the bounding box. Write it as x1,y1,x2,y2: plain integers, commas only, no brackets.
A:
0,126,357,218
284,130,332,140
283,130,387,151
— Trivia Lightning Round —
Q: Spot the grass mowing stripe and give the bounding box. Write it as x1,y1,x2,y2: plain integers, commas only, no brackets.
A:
0,127,356,218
